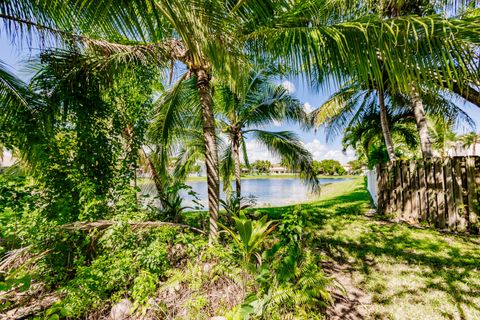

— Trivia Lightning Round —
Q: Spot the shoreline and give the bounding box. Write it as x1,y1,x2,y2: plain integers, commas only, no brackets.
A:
138,174,359,184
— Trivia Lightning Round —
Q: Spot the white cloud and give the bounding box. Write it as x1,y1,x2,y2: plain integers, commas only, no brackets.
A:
241,138,356,165
281,80,296,94
303,102,313,114
304,139,356,164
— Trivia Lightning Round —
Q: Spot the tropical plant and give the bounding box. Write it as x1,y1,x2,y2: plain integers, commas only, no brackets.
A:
219,212,276,264
303,0,480,161
155,183,202,222
311,80,474,162
220,194,256,218
342,111,420,168
429,116,459,158
215,69,313,196
235,207,333,319
460,132,480,155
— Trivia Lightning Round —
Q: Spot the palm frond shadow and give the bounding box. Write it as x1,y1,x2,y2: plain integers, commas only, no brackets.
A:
255,181,480,317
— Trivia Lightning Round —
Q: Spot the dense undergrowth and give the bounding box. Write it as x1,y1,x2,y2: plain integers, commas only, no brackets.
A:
3,175,479,319
0,172,337,319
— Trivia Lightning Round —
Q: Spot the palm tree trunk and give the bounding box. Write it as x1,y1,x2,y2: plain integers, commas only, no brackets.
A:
195,68,220,242
232,133,242,197
378,87,396,162
474,136,478,155
411,87,433,158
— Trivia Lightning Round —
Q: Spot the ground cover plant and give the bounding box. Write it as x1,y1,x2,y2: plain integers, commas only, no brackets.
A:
1,0,480,319
3,175,479,319
258,178,480,319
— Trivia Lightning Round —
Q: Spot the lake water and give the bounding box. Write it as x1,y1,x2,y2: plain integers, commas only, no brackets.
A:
140,177,350,209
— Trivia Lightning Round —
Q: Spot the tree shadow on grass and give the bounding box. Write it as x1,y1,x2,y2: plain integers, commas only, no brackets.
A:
255,180,480,318
318,224,480,318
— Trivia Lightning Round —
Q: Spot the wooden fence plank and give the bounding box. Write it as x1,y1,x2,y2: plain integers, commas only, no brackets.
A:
417,160,428,221
444,158,456,229
388,162,395,214
426,160,437,226
435,160,446,229
395,162,403,214
474,157,480,233
453,157,467,232
376,164,384,212
402,161,411,221
410,160,419,222
466,157,478,231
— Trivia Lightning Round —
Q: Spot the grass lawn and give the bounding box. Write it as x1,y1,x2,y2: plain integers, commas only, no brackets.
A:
256,177,480,320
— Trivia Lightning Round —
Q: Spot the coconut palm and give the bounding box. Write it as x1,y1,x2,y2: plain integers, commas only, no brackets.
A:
460,132,480,155
342,110,420,168
2,0,248,241
429,117,459,158
1,0,480,240
299,0,479,161
310,79,475,161
215,70,317,196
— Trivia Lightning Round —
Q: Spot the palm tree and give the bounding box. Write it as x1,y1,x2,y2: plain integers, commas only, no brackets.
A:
1,0,480,240
429,117,459,158
460,132,480,155
0,60,49,164
0,0,244,241
342,111,420,168
311,79,474,161
374,0,476,159
215,70,316,196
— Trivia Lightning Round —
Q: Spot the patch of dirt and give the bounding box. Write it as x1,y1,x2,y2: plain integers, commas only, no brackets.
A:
323,260,372,320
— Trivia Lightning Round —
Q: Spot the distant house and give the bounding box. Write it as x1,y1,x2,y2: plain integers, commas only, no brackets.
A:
269,164,289,174
241,163,291,174
343,163,352,174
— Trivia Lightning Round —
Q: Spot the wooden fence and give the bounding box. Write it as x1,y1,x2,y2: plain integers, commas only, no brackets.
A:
376,157,480,234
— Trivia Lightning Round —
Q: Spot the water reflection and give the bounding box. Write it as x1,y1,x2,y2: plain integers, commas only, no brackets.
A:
141,177,350,209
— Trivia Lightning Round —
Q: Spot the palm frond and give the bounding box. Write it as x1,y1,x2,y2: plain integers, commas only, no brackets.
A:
248,130,319,192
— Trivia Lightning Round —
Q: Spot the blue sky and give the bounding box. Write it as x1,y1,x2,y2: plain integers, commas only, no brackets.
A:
2,33,480,164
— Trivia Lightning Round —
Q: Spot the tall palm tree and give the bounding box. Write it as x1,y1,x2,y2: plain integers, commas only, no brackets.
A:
1,0,480,240
0,0,244,241
215,70,316,196
374,0,477,159
310,80,474,160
